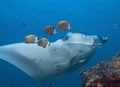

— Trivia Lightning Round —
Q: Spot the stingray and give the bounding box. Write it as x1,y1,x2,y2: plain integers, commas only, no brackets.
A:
0,32,107,81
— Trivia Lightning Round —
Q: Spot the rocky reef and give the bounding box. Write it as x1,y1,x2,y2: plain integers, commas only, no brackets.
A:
80,52,120,87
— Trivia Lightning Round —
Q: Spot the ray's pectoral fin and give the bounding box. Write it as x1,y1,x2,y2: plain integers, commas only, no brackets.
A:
0,46,39,80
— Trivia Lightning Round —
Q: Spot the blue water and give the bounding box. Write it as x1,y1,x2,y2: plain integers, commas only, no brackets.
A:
0,0,120,87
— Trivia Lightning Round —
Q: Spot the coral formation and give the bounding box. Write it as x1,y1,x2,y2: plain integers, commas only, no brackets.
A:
80,52,120,87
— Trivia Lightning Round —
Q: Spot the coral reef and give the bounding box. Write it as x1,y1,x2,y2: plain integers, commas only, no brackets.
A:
80,52,120,87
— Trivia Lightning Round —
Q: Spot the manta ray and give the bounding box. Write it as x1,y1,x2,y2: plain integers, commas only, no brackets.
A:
0,32,107,81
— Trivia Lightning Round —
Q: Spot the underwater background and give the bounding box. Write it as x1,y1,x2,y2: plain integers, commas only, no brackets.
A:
0,0,120,87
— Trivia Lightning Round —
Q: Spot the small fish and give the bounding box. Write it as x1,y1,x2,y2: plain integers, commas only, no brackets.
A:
22,22,26,26
44,26,57,35
48,81,53,87
24,34,38,43
58,20,71,30
37,38,50,48
113,23,119,29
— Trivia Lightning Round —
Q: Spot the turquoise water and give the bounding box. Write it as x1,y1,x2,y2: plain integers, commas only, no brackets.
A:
0,0,120,87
